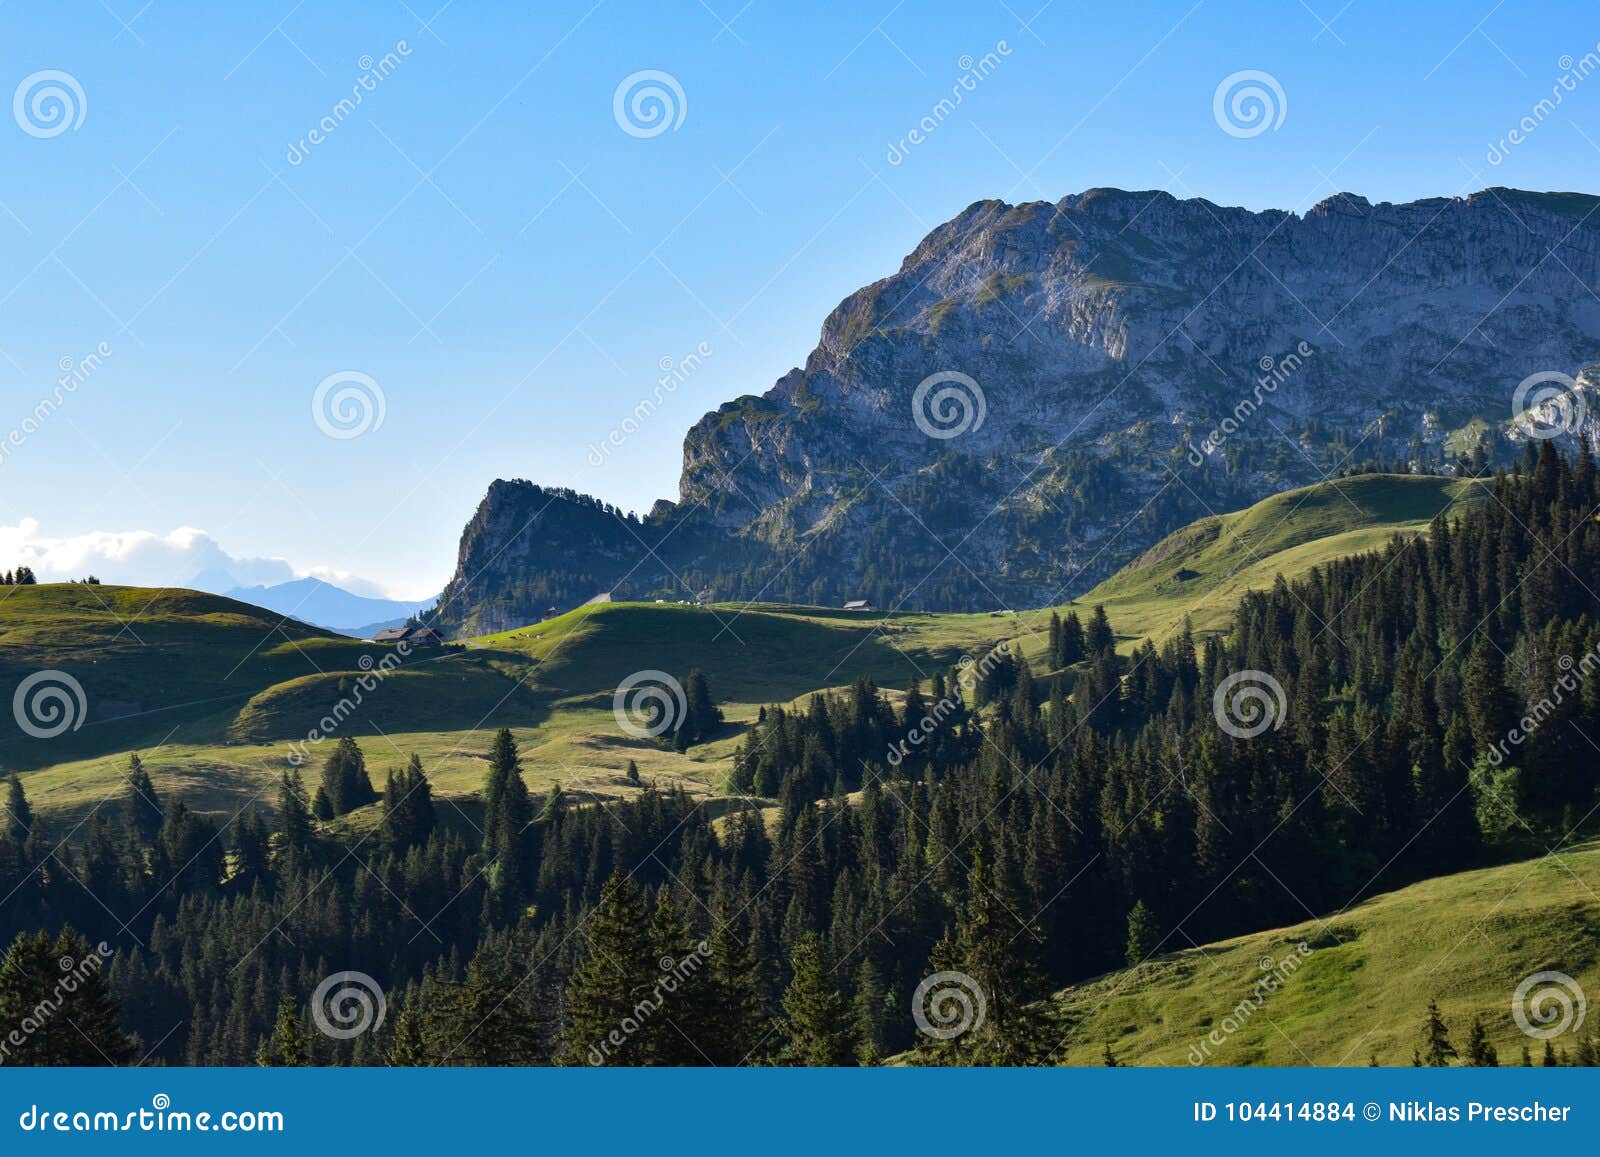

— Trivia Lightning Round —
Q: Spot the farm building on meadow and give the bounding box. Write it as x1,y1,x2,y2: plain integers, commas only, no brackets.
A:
371,624,445,645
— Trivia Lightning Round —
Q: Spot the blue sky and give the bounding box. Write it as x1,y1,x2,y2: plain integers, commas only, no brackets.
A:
2,0,1598,598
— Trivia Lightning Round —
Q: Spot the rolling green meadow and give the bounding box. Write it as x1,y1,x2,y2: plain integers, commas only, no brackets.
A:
2,474,1484,828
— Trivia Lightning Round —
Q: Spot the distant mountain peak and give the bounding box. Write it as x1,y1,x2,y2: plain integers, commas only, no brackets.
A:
224,576,435,636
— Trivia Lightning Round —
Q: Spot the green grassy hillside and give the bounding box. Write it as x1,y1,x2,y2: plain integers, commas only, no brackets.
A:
477,600,943,704
0,474,1489,826
1080,473,1489,646
1053,840,1600,1066
0,585,383,763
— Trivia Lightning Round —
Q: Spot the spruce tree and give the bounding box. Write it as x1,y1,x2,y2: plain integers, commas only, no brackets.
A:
386,1000,430,1066
707,915,769,1065
778,932,858,1066
1124,899,1160,966
919,855,1057,1065
123,753,163,845
538,783,567,825
680,668,722,745
1462,636,1515,756
382,754,435,851
481,729,531,903
1421,999,1457,1066
4,776,32,843
231,808,271,887
852,956,887,1065
1464,1014,1498,1066
0,928,135,1065
646,892,715,1065
425,937,548,1065
321,736,376,816
256,995,311,1066
275,769,315,857
1060,611,1087,666
561,872,657,1065
1086,605,1115,658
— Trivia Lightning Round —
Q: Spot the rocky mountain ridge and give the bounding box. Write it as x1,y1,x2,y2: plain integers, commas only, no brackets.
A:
429,186,1600,638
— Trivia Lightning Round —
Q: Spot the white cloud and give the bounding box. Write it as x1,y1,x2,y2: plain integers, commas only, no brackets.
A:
0,519,410,599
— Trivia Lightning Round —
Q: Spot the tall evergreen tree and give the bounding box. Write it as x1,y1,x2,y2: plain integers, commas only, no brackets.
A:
561,872,657,1065
706,915,769,1066
0,928,135,1066
481,729,531,903
1086,605,1116,658
123,753,163,845
1463,636,1515,755
1060,611,1087,666
1463,1014,1498,1066
321,736,377,816
275,769,315,858
1124,899,1160,966
256,995,311,1066
645,892,715,1065
425,937,548,1065
679,668,722,746
778,933,858,1066
382,754,435,851
919,855,1057,1065
3,776,32,844
1421,999,1457,1067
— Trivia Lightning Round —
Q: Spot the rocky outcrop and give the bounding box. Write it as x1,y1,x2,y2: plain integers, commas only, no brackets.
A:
432,187,1600,636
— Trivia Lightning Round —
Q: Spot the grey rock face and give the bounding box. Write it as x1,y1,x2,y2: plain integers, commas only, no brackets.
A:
437,187,1600,634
